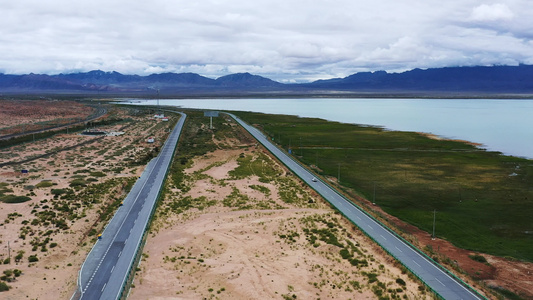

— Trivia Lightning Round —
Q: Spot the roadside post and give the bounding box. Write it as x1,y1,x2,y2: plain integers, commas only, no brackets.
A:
204,111,219,129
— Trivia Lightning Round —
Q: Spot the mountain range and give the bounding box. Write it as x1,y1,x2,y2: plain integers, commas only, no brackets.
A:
1,65,533,96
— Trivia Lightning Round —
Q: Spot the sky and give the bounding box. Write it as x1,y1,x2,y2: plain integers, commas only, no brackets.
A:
1,0,532,82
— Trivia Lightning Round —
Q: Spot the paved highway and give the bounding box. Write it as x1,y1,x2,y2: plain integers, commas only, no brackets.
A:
74,112,186,300
228,113,485,300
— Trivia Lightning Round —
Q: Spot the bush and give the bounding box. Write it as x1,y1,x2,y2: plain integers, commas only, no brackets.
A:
89,171,106,177
35,181,54,188
339,248,351,260
14,251,24,262
396,278,406,286
51,188,67,195
28,255,38,263
0,195,32,203
0,281,10,292
69,179,87,187
469,254,488,263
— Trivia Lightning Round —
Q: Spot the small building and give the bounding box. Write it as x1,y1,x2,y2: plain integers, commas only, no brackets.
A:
147,137,155,143
162,117,169,122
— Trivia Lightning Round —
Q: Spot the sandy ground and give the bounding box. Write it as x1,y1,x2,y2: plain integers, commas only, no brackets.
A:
0,104,175,299
130,145,430,300
0,99,94,136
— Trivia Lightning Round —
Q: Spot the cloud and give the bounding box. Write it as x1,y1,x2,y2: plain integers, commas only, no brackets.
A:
0,0,532,81
470,3,513,22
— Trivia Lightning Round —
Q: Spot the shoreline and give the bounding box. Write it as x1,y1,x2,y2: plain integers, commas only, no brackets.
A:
121,98,533,160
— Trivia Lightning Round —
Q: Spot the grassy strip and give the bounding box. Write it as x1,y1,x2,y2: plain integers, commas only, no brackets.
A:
234,111,533,262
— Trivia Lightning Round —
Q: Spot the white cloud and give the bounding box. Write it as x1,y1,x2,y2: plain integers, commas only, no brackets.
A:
470,3,514,22
0,0,532,81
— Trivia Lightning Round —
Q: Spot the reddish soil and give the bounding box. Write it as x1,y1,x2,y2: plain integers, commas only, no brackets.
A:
0,99,94,135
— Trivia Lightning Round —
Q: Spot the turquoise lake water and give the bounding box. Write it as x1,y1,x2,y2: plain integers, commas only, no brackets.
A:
124,98,533,159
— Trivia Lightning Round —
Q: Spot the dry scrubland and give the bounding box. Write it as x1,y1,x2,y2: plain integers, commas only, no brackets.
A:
0,101,175,299
130,115,431,300
0,99,93,136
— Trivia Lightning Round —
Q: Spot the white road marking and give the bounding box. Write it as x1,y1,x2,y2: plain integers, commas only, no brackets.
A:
413,260,421,268
395,246,403,253
380,234,387,240
111,265,115,273
435,278,445,286
101,283,107,292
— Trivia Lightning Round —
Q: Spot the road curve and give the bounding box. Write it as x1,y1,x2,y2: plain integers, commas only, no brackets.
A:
228,112,485,300
74,112,186,300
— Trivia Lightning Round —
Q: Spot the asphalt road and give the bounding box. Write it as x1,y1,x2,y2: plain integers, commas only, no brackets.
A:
75,112,186,300
228,113,485,300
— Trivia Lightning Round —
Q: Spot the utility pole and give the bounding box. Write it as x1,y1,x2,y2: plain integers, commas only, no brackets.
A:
432,209,436,240
373,182,376,205
157,89,160,112
8,241,10,264
289,138,292,152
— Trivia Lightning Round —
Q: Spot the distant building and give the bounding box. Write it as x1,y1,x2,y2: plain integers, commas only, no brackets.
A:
162,117,169,122
147,137,155,143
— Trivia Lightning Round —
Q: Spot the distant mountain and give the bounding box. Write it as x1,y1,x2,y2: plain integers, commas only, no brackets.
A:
306,65,533,93
1,65,533,95
215,72,282,87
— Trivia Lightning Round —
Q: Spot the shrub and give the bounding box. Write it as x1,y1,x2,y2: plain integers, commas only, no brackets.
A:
50,189,67,196
469,254,488,263
35,181,54,188
0,281,10,292
339,248,351,260
1,195,32,203
396,278,406,286
89,171,106,177
28,255,39,263
69,179,87,187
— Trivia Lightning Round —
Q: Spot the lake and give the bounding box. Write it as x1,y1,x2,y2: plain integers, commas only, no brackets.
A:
123,98,533,159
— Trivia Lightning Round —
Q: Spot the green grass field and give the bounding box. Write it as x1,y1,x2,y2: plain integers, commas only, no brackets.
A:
234,111,533,261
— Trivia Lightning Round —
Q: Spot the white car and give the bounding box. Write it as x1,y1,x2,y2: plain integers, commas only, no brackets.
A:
311,177,317,182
